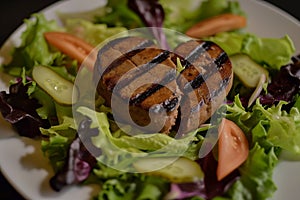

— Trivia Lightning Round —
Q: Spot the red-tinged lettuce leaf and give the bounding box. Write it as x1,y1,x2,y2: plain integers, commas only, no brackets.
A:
48,117,99,191
49,137,97,191
165,150,240,200
166,181,206,199
259,55,300,107
128,0,170,49
221,143,278,200
0,80,50,137
197,150,240,199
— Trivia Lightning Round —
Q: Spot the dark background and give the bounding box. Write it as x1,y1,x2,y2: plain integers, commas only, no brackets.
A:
0,0,299,199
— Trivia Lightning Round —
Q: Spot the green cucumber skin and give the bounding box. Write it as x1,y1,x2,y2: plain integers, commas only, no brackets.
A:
133,157,204,183
32,65,77,105
230,54,268,88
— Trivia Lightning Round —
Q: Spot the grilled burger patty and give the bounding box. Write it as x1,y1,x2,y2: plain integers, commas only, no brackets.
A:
174,40,233,135
94,36,233,135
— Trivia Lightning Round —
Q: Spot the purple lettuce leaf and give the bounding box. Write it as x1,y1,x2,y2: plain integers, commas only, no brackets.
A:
197,150,240,199
166,181,206,200
49,118,99,191
259,55,300,106
127,0,170,49
165,150,240,200
0,80,50,137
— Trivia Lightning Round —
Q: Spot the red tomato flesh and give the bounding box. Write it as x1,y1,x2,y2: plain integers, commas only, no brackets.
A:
44,32,96,70
217,118,249,181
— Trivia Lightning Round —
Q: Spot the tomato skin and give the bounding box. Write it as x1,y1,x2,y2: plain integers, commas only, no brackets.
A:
217,118,249,181
44,32,96,70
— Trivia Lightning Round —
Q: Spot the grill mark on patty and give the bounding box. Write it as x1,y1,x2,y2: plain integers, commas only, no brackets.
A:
98,38,155,75
162,97,179,112
189,76,231,113
130,84,163,104
114,50,171,91
129,69,177,106
129,39,155,51
141,94,179,113
184,41,213,66
183,51,229,92
99,37,155,58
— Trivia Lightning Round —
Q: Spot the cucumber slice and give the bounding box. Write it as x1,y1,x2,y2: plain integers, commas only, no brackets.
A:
230,54,269,88
133,157,204,183
32,65,78,105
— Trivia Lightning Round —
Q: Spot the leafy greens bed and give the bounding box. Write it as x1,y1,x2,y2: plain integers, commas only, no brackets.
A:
0,0,300,200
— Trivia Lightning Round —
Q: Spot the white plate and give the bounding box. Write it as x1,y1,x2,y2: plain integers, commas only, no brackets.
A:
0,0,300,199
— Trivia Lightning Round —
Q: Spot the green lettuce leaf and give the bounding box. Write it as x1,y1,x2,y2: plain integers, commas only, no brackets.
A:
241,35,295,70
222,143,278,200
75,106,205,170
97,173,169,200
41,116,77,171
93,0,143,29
161,0,244,32
32,86,56,120
1,14,64,76
206,32,295,70
196,0,245,20
225,96,300,155
64,18,127,47
253,101,300,154
205,32,245,55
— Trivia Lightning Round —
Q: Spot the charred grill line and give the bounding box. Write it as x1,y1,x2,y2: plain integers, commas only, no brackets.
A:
96,37,127,61
114,50,171,91
207,76,231,101
190,99,205,114
98,37,154,58
100,49,144,77
184,41,213,66
129,69,177,107
130,39,156,51
183,51,229,92
148,96,179,113
130,84,164,104
98,38,155,75
214,51,228,67
162,97,179,112
189,76,231,114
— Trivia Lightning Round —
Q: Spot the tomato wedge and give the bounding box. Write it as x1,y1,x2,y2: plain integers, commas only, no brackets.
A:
217,118,249,181
44,31,97,70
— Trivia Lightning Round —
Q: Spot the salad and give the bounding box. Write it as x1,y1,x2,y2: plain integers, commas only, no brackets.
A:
0,0,300,200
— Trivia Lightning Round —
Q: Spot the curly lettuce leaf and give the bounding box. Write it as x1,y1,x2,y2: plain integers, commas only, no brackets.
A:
41,116,77,171
97,174,169,200
196,0,245,20
64,18,127,47
0,79,50,137
41,117,98,191
207,32,295,70
253,101,300,154
241,35,295,70
259,55,300,106
221,143,278,200
225,95,300,155
76,106,203,161
93,0,143,29
31,86,56,121
1,14,64,76
161,0,244,32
